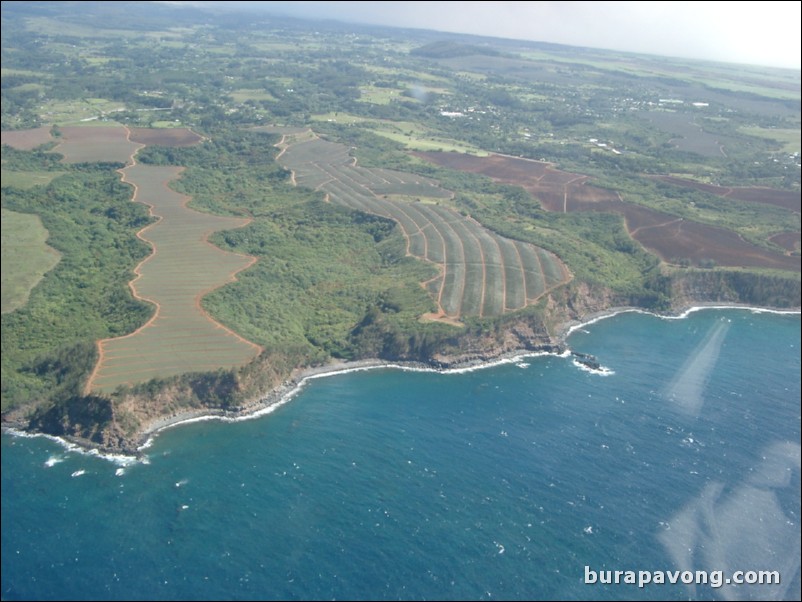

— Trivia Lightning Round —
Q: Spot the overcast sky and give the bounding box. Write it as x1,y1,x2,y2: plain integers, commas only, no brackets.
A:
193,1,801,69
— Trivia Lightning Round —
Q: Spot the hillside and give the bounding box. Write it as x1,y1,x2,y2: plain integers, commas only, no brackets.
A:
1,1,799,452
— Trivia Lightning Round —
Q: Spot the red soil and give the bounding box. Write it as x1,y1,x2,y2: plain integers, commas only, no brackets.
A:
769,232,801,254
652,175,800,213
415,152,799,272
1,127,54,150
127,127,204,147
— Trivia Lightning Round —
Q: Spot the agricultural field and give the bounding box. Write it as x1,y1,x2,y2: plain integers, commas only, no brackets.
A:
1,127,53,150
637,111,735,158
127,127,204,147
738,127,801,154
1,208,61,314
276,131,571,319
51,126,142,164
87,163,261,392
651,176,801,213
0,170,64,190
416,151,800,271
770,232,801,254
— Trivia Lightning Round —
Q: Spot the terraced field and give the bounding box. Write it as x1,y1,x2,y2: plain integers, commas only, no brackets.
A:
86,164,262,393
275,132,571,319
417,152,800,272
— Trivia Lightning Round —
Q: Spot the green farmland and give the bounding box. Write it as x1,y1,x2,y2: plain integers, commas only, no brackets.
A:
276,131,571,319
1,208,61,313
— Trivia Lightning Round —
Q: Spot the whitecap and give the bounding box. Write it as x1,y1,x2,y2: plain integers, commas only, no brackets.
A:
565,305,799,341
571,359,615,376
138,353,572,447
71,469,86,477
44,455,64,467
4,427,140,467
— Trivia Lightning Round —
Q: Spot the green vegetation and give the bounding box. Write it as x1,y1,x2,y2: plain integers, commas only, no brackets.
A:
136,130,451,361
0,1,799,436
1,159,153,410
1,208,61,313
738,126,801,154
0,170,64,189
410,41,501,59
274,132,569,317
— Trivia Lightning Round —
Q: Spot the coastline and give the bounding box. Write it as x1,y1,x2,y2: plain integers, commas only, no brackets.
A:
3,301,800,461
121,300,802,455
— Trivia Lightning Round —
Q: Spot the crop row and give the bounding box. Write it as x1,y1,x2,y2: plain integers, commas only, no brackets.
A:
278,136,570,318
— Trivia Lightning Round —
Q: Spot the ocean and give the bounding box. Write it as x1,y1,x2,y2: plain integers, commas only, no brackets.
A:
2,308,800,601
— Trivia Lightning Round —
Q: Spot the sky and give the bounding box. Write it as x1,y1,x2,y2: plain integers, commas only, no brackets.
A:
188,1,801,70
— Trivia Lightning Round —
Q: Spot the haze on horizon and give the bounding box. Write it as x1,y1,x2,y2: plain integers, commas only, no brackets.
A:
178,0,802,70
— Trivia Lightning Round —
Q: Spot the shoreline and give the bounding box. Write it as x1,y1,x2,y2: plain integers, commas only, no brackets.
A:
116,301,802,455
4,301,800,461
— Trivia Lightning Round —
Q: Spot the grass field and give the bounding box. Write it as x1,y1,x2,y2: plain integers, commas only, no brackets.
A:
1,68,49,78
38,97,126,125
309,115,488,154
739,126,801,154
311,112,372,125
0,170,64,190
276,131,570,319
1,208,61,314
357,86,403,105
371,127,489,154
87,164,262,392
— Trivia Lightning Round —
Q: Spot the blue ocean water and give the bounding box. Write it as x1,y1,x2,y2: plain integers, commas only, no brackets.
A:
2,308,800,601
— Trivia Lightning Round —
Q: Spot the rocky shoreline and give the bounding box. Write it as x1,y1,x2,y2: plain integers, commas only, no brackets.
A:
3,301,799,459
102,302,802,455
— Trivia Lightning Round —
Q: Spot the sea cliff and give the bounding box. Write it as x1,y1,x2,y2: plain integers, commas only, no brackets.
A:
3,271,799,456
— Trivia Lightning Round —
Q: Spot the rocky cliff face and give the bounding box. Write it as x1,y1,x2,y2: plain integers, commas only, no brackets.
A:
5,270,798,455
667,270,801,310
27,395,132,451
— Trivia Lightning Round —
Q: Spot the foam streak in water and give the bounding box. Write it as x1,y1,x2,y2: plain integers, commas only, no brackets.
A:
663,319,730,416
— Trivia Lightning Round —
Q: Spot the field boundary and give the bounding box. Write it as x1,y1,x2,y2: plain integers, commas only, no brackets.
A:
84,127,262,393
